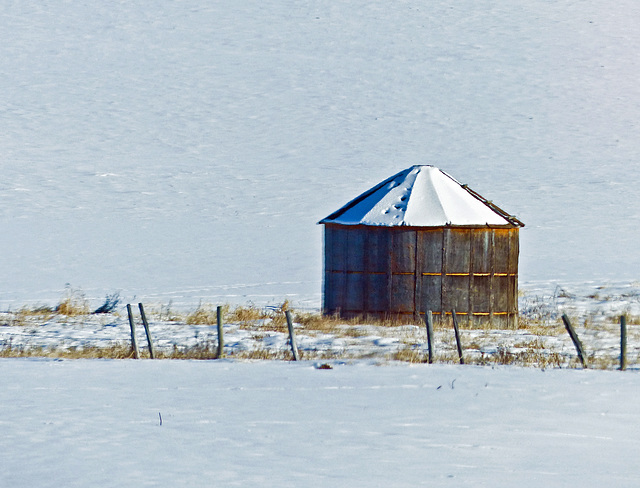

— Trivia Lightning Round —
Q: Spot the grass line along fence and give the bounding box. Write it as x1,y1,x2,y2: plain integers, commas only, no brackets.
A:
0,297,636,369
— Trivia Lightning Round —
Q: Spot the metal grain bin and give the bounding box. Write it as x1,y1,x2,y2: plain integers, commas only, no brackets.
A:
319,165,524,327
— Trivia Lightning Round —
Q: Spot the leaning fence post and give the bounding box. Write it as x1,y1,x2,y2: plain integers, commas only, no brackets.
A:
562,313,587,368
126,304,140,359
620,315,627,371
451,309,464,365
285,310,300,361
216,305,224,359
424,310,434,364
138,303,155,359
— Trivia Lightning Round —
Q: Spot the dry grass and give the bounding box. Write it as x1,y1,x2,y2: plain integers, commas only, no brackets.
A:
2,306,54,327
0,298,631,369
0,343,135,359
186,305,219,325
56,288,90,316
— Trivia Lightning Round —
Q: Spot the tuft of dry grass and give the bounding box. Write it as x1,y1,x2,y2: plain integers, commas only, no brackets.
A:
186,305,219,325
56,287,90,316
3,306,55,326
391,347,424,363
0,343,135,359
228,303,268,323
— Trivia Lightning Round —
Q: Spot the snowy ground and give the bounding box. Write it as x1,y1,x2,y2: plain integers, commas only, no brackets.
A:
3,2,640,485
2,280,640,368
3,359,640,487
1,1,639,308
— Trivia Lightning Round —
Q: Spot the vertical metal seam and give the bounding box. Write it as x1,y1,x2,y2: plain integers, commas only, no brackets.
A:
362,228,369,317
489,229,495,327
413,230,419,319
322,226,327,314
506,228,512,327
468,230,474,327
388,230,393,319
440,228,446,322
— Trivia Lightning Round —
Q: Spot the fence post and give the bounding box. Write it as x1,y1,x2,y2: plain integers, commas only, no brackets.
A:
285,310,300,361
216,305,224,359
424,310,434,364
620,315,627,371
138,303,155,359
451,309,464,365
561,313,587,368
126,304,140,359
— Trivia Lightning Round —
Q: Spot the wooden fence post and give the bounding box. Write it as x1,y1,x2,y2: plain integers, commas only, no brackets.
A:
285,310,300,361
216,305,224,359
620,315,627,371
561,313,587,368
138,303,155,359
451,309,464,365
126,304,140,359
424,310,434,364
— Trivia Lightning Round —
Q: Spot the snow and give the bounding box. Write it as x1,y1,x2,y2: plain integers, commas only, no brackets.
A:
3,280,640,367
2,2,640,484
319,165,512,226
0,1,639,308
3,359,640,487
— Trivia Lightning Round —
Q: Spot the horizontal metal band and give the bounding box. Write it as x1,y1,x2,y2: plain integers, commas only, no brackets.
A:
336,311,517,317
422,272,515,277
327,270,517,277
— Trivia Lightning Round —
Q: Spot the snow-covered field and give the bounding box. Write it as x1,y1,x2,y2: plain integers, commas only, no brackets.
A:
1,1,639,308
4,359,640,487
2,1,640,485
2,280,640,368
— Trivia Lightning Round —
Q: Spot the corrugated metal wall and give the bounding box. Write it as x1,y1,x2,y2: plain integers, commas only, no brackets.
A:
323,224,519,327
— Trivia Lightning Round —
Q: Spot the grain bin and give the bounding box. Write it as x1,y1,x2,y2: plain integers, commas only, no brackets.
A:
319,165,524,327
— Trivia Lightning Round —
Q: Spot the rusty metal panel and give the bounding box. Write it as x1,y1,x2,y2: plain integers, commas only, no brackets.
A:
508,229,519,316
324,270,345,315
365,226,391,273
417,229,443,272
391,229,416,273
508,275,518,313
363,227,391,314
508,229,519,274
471,229,492,273
493,228,510,273
323,223,520,327
444,228,471,273
345,272,364,312
491,314,511,329
325,225,347,272
420,275,442,314
493,275,510,312
347,227,366,272
470,275,491,314
443,275,470,314
366,273,389,313
391,275,415,313
390,229,416,314
416,229,443,315
323,225,346,314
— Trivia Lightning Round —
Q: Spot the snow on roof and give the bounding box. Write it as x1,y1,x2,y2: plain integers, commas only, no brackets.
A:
319,165,523,227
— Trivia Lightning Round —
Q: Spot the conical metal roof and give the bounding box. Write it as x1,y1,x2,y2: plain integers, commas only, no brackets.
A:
319,165,523,227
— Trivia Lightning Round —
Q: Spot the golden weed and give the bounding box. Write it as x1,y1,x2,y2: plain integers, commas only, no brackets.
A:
56,288,90,316
186,305,218,325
